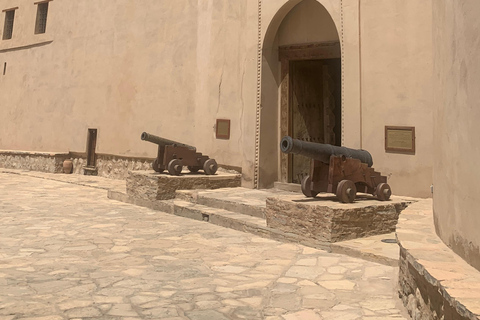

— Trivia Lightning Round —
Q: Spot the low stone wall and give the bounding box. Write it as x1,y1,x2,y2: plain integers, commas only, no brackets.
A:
0,150,153,179
126,170,242,201
0,150,68,173
0,151,239,181
265,194,408,243
69,156,152,179
397,200,480,320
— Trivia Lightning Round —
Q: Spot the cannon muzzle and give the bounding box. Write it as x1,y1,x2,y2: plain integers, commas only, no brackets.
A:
280,136,373,167
141,132,196,151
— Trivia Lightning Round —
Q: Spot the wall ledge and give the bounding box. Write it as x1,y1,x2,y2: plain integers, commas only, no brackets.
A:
397,199,480,320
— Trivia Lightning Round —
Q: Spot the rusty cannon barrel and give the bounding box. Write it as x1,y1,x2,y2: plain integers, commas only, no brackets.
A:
141,132,196,151
280,136,373,167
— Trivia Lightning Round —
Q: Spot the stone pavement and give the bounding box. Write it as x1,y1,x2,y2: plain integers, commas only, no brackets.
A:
0,169,126,191
0,172,409,319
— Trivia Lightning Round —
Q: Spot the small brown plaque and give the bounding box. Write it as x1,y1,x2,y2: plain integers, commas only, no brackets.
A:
216,119,230,140
385,126,415,154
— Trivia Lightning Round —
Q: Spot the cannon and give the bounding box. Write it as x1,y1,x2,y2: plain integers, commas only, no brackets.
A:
141,132,217,176
280,136,391,203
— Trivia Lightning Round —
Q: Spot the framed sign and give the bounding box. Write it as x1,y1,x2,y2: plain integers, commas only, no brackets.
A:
216,119,230,140
385,126,415,154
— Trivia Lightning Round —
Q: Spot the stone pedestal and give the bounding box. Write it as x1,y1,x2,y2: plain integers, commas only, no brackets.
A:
266,194,408,243
126,170,242,201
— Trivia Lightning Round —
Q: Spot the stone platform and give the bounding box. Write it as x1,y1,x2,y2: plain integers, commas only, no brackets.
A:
109,179,411,265
126,170,242,201
266,194,409,244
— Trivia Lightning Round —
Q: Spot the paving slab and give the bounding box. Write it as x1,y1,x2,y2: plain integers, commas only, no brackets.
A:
331,233,400,266
0,172,411,319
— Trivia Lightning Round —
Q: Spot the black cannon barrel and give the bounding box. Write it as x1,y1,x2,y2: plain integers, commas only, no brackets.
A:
141,132,196,151
280,136,373,167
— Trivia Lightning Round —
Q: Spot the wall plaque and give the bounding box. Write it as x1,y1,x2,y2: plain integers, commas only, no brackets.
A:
385,126,415,154
216,119,230,140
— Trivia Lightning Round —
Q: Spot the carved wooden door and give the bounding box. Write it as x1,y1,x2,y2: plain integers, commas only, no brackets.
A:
289,60,337,184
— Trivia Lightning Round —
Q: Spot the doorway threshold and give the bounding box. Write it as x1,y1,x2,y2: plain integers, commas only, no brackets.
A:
273,181,301,193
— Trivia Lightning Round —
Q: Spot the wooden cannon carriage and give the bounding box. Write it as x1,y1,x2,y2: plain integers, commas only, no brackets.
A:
141,132,217,176
281,136,391,203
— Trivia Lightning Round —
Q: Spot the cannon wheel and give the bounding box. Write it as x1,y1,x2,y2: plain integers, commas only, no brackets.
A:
203,159,218,175
167,159,183,176
301,176,318,198
375,183,392,201
336,180,357,203
152,159,164,173
187,166,201,173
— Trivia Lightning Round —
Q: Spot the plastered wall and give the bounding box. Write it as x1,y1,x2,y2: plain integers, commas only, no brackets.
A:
433,0,480,271
0,0,259,186
1,0,435,197
359,0,433,198
259,0,433,197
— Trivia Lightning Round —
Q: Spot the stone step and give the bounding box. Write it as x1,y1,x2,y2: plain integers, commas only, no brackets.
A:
330,232,400,267
109,186,411,266
126,170,242,201
173,200,266,227
273,181,302,193
172,199,331,250
108,189,331,250
175,188,267,219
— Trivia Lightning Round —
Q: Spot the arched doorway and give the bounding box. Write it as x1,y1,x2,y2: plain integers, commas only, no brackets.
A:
259,0,341,187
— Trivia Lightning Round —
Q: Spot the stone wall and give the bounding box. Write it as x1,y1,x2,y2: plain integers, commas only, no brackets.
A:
398,247,473,320
0,151,68,173
0,151,152,179
70,155,152,180
397,200,480,320
0,150,240,182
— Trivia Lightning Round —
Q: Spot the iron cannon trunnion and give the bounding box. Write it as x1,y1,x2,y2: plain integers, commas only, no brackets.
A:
141,132,217,176
280,136,391,203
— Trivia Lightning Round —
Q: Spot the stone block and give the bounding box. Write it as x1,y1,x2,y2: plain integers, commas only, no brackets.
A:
265,194,408,243
126,170,241,201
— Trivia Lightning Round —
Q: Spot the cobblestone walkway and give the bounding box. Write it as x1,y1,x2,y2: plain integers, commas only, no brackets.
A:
0,173,409,320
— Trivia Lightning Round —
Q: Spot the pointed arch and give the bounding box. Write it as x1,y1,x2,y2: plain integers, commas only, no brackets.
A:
258,0,342,188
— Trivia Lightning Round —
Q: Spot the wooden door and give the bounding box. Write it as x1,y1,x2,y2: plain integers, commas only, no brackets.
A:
289,59,340,183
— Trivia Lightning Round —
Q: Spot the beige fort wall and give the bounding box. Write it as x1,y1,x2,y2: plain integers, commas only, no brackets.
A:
358,0,433,198
260,0,433,197
0,0,434,197
0,0,260,185
433,0,480,270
